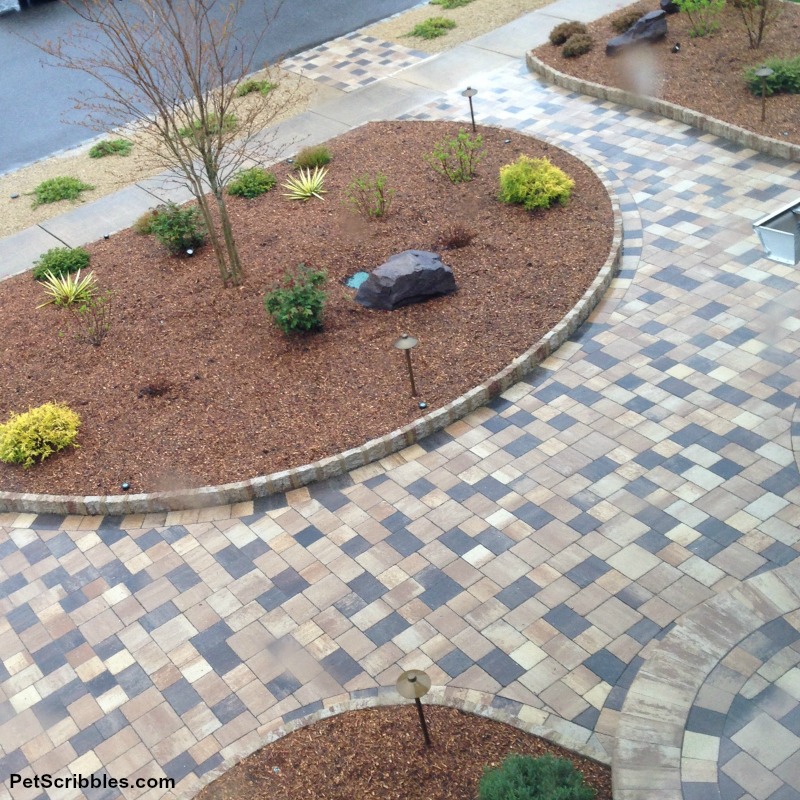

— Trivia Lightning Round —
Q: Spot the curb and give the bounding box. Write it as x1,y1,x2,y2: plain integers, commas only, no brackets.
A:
189,686,610,797
525,52,800,163
0,135,623,515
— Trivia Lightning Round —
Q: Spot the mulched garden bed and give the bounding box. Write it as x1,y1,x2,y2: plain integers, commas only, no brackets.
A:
533,0,800,146
195,705,612,800
0,120,612,496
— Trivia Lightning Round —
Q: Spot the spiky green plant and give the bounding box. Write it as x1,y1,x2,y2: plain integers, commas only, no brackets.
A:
282,166,328,201
37,269,98,309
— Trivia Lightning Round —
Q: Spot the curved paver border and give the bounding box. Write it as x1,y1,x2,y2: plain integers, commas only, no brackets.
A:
190,686,610,797
613,561,800,800
526,52,800,163
0,138,623,515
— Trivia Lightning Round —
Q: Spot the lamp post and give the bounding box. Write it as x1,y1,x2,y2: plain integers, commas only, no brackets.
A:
393,333,419,397
396,669,432,747
461,86,477,133
755,67,774,124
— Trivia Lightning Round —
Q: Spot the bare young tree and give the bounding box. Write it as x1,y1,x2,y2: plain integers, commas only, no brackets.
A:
734,0,783,48
42,0,291,286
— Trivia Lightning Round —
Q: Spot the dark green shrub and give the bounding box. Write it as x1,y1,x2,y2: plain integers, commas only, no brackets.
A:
610,7,647,32
227,167,277,198
745,56,800,95
424,129,485,184
293,145,332,170
408,16,457,39
88,138,132,158
148,202,207,255
479,755,595,800
31,176,94,208
235,78,276,97
498,156,574,211
32,247,91,281
264,264,327,335
562,33,594,58
549,21,587,45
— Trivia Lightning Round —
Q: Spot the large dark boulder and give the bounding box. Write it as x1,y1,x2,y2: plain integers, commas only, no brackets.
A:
660,0,680,13
606,10,668,55
355,250,456,311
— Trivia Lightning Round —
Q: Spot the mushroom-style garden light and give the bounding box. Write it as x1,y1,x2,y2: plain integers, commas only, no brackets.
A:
396,669,432,747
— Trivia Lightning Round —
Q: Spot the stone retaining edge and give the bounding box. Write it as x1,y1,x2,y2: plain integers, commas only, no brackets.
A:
188,687,610,797
525,52,800,163
0,144,623,515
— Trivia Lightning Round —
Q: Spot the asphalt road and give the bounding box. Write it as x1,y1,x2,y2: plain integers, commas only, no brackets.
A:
0,0,423,174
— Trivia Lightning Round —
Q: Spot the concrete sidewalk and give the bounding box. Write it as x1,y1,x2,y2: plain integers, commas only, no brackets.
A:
2,2,800,799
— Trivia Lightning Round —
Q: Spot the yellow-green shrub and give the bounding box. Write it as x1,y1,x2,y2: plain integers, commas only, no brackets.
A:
0,402,81,468
498,156,575,211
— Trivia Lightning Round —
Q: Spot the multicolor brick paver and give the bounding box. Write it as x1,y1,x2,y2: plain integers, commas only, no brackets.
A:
1,10,800,800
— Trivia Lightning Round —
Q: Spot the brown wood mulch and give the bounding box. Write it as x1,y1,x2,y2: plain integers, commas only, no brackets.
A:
0,121,612,497
533,1,800,146
196,706,612,800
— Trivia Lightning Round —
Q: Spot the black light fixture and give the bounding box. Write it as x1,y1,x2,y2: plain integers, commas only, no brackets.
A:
121,482,130,492
754,67,774,123
461,86,478,133
396,669,432,747
393,333,419,397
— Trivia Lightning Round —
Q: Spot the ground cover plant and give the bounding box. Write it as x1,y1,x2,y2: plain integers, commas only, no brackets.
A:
88,138,133,158
409,16,457,38
196,706,612,800
235,78,276,97
0,402,80,468
0,121,612,495
430,0,475,7
227,167,277,198
533,0,800,146
31,247,91,281
293,145,332,170
30,176,94,208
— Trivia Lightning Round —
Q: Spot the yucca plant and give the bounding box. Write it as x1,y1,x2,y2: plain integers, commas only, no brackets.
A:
36,269,98,309
282,166,328,201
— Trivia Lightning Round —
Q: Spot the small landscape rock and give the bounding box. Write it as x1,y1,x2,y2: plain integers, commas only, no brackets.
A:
660,0,680,13
355,250,457,311
606,10,668,56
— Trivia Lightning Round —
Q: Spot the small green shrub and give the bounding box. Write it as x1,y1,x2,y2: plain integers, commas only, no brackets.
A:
408,16,457,39
264,264,327,335
430,0,474,8
675,0,726,36
133,208,162,235
37,270,97,309
88,138,132,158
562,33,594,58
610,7,647,32
293,145,332,170
282,167,327,201
32,247,91,281
235,78,276,97
227,167,277,198
148,202,207,255
0,402,81,468
425,129,485,184
346,173,395,219
498,155,575,211
178,113,237,140
31,176,94,208
549,20,587,45
478,754,595,800
745,56,800,95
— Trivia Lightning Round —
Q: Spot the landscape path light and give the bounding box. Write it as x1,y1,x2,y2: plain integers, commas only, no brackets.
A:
396,669,432,747
754,67,774,123
393,333,419,398
461,86,477,133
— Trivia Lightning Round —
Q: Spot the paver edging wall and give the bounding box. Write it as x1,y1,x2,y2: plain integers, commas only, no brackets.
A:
189,686,610,798
526,52,800,163
0,139,623,515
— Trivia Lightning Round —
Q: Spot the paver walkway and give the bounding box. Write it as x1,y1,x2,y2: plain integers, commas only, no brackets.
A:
1,2,800,799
